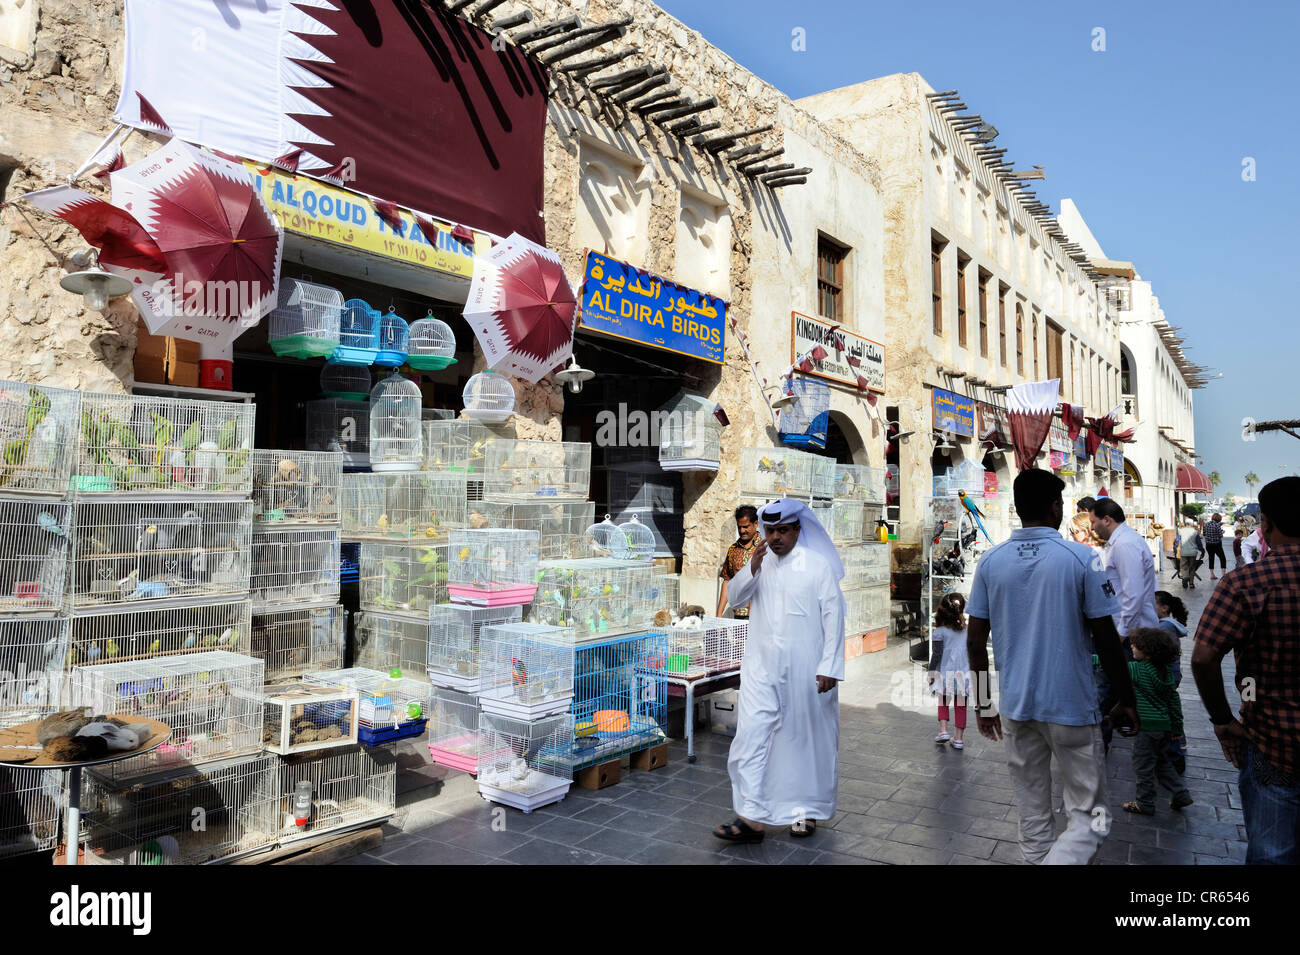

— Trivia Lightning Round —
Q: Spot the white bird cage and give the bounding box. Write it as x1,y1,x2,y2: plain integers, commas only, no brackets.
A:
276,745,396,844
651,568,679,622
422,418,499,474
461,370,515,423
0,497,71,613
618,515,656,561
374,310,410,368
368,373,423,472
305,398,370,469
427,603,522,692
583,515,628,560
341,471,468,540
69,598,251,671
0,616,69,730
0,379,79,496
427,687,481,774
259,682,359,756
249,604,345,683
303,668,432,745
70,650,266,781
739,447,814,498
0,767,62,859
353,611,432,680
407,316,458,371
448,529,539,606
660,616,748,678
826,500,866,543
81,753,278,865
478,621,576,720
810,455,836,500
358,540,449,617
251,450,342,525
657,391,722,472
478,500,593,560
483,439,591,499
267,278,343,359
74,392,255,496
528,558,659,639
319,363,371,400
67,499,253,609
834,464,887,504
249,526,340,608
476,710,572,812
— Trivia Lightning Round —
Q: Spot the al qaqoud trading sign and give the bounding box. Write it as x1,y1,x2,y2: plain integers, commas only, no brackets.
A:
790,311,886,393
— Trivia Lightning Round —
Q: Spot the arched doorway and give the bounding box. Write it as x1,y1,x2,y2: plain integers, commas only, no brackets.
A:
821,409,872,466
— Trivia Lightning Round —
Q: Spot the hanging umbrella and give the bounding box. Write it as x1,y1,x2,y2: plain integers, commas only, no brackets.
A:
462,233,576,383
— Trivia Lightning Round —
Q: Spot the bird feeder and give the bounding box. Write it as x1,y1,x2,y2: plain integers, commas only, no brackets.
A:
329,299,380,366
368,373,423,472
267,278,343,359
462,370,515,423
407,316,458,371
319,364,371,401
584,515,629,559
618,514,656,560
374,309,410,368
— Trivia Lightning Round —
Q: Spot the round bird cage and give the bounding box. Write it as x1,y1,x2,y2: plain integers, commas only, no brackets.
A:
374,309,410,368
618,515,656,561
319,364,371,400
584,515,629,559
462,370,515,423
330,299,380,366
407,315,458,371
268,278,343,359
369,372,423,472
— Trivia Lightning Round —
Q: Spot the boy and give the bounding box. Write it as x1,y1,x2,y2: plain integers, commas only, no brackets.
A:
1122,627,1192,815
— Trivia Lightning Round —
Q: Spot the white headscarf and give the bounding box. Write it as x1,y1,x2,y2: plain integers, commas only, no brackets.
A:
759,498,844,581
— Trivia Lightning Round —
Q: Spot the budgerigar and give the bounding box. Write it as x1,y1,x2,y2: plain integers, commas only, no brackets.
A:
36,511,66,537
956,490,993,544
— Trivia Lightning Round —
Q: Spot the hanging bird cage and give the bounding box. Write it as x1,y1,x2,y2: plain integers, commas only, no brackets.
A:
657,391,722,472
584,515,629,559
306,399,370,469
407,315,458,371
319,364,371,400
778,376,831,450
374,309,410,368
368,373,423,472
267,278,343,359
329,299,380,366
618,515,656,561
461,370,515,423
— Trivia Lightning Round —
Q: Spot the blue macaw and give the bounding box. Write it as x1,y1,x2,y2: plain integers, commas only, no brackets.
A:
957,489,993,544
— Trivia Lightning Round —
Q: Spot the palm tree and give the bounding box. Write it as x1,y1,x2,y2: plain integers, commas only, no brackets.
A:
1245,471,1260,499
1208,470,1221,490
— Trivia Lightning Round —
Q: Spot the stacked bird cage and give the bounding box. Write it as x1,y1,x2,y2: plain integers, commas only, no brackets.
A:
303,668,432,745
659,616,748,679
357,540,449,616
427,603,523,693
477,500,592,560
482,440,591,500
834,464,887,506
68,598,251,668
249,604,345,683
368,373,423,472
319,364,371,401
569,631,668,770
73,392,254,496
527,558,661,640
426,686,481,774
341,471,468,540
250,450,342,524
422,419,500,474
0,379,80,495
276,745,396,844
447,529,540,606
840,541,891,639
353,611,432,680
476,710,573,812
825,499,866,544
739,447,814,499
267,278,343,360
80,753,279,865
258,682,359,755
649,568,680,623
478,622,577,720
777,377,830,450
657,391,722,472
69,650,266,781
810,454,836,500
0,497,72,613
0,616,69,730
249,525,340,608
305,399,370,469
0,767,62,860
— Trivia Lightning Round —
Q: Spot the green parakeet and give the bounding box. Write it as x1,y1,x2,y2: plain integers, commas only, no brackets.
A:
149,412,173,471
179,418,203,466
216,418,238,451
25,388,50,435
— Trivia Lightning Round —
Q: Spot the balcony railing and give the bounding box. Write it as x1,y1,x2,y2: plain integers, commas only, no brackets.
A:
1121,393,1138,423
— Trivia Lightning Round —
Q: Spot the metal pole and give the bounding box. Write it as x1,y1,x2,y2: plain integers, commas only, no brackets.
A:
66,766,81,866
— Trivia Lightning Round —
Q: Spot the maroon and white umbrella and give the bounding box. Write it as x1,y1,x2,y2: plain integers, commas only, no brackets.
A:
462,233,576,383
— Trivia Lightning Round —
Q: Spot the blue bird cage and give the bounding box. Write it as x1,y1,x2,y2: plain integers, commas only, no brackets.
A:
374,309,410,368
777,376,830,450
567,632,668,771
328,299,380,367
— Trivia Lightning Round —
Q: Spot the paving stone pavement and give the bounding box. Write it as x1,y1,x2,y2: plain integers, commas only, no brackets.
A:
345,561,1246,865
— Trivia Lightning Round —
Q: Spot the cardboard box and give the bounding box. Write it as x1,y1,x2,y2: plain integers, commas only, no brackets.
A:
167,338,201,387
631,742,669,772
134,329,167,384
575,759,621,790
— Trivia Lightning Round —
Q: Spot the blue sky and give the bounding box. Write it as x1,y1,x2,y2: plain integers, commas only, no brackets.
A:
656,0,1299,498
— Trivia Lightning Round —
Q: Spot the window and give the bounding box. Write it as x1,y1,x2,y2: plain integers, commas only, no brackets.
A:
956,252,969,347
817,235,848,322
1015,303,1025,375
977,268,991,358
998,283,1009,367
1046,320,1064,385
931,237,946,335
1031,308,1040,379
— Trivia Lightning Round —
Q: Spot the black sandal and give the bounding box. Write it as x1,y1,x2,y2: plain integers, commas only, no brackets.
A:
790,819,817,838
713,817,765,843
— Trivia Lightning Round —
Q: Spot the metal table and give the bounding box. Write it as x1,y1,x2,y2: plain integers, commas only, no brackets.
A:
662,668,741,762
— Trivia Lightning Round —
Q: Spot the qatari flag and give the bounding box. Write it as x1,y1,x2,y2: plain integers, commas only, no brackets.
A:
1063,403,1085,442
1007,379,1060,472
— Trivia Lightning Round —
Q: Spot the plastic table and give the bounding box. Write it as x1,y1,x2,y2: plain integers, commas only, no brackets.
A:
662,668,741,762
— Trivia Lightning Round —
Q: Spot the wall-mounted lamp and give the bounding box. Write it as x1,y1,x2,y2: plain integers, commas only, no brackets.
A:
60,248,131,311
555,356,595,394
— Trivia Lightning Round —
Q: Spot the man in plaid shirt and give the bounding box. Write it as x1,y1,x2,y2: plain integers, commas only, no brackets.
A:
1193,477,1300,864
1203,512,1228,580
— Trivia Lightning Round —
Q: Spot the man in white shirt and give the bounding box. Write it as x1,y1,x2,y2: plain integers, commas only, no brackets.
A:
1091,498,1159,639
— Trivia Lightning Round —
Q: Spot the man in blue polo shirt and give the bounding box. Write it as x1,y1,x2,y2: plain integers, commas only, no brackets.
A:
967,468,1139,865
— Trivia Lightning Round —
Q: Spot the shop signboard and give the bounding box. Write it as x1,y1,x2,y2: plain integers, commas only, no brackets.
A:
1074,435,1089,460
247,164,487,276
578,251,726,364
1096,444,1112,471
1049,426,1072,453
790,312,885,394
983,469,999,498
1110,443,1124,473
932,387,975,439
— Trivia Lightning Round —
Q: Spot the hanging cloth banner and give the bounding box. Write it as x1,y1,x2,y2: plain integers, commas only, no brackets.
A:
1062,403,1085,442
1007,379,1060,472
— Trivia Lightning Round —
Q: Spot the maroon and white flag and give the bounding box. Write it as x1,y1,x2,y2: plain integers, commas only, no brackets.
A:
1007,379,1061,472
1063,403,1085,442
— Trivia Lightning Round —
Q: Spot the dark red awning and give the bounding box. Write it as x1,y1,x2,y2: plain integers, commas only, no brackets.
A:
1175,463,1213,493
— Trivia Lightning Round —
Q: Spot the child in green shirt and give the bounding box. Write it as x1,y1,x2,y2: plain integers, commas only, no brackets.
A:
1122,627,1193,815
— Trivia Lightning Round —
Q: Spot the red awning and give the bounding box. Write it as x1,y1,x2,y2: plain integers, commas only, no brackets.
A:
1175,463,1213,493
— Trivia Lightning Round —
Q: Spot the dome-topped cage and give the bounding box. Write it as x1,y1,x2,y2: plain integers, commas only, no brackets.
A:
584,515,629,559
374,309,410,368
320,364,371,400
369,373,423,472
618,515,656,561
407,315,458,371
268,278,343,359
330,299,380,366
462,370,515,423
778,376,831,450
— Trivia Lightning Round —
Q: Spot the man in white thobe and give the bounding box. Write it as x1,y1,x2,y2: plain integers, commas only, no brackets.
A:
713,499,845,843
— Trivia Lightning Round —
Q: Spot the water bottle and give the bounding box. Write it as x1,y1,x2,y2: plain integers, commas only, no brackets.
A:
293,780,312,828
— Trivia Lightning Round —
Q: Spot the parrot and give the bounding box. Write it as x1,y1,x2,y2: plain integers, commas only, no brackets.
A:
36,511,66,537
511,657,528,686
376,513,389,535
149,412,173,472
182,632,198,649
179,418,203,464
956,489,993,544
216,418,238,451
201,634,218,647
105,638,120,658
0,437,29,488
458,547,471,561
85,643,102,662
113,423,145,463
469,439,487,459
218,627,237,646
148,638,162,653
25,387,51,434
